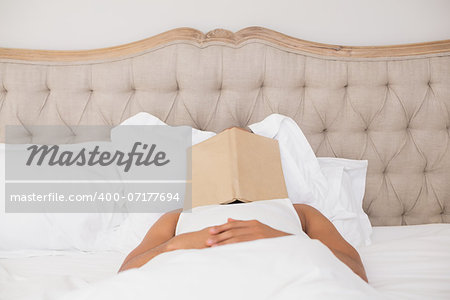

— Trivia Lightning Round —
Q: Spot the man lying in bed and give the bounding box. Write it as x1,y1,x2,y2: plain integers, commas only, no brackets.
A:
119,201,368,282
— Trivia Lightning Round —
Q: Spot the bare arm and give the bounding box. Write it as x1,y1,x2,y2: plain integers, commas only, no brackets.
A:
294,204,368,282
119,210,219,272
118,211,181,272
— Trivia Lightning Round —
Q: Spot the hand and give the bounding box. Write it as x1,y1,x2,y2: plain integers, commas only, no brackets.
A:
206,218,290,247
166,227,212,251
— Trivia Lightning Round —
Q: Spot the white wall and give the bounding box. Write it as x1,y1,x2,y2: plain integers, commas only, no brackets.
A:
0,0,449,50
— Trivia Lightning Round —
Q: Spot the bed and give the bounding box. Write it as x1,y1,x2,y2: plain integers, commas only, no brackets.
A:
1,224,449,300
0,27,449,299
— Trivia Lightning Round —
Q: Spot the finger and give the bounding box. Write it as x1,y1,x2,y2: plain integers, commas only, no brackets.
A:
206,230,233,246
207,228,249,246
213,237,239,246
207,229,238,245
228,218,259,225
214,234,254,246
209,219,257,234
209,220,244,234
209,222,232,234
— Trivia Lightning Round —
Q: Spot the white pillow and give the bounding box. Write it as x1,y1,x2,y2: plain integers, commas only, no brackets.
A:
318,158,372,247
249,114,372,247
248,114,329,213
176,198,304,237
95,212,163,253
0,143,125,255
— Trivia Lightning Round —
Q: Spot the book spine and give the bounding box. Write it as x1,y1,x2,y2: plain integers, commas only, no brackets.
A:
229,128,240,201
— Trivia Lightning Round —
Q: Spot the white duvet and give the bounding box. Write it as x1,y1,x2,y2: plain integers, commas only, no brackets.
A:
3,224,450,300
56,235,380,300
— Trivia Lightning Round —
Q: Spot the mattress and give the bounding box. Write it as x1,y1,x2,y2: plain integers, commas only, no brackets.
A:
0,224,449,300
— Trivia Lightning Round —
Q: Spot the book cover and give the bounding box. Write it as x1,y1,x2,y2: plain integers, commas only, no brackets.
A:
191,127,288,208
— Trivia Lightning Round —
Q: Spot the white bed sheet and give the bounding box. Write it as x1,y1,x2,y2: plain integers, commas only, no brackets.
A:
358,223,450,299
0,224,449,300
0,251,124,300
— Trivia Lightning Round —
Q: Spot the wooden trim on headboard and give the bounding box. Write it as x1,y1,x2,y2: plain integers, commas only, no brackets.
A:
1,27,450,61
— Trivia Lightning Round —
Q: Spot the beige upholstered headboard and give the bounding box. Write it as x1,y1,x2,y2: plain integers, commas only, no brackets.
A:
0,27,449,226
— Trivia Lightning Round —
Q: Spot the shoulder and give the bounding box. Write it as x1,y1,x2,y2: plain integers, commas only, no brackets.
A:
293,203,317,216
292,204,310,232
293,203,320,214
146,209,182,236
292,204,325,233
158,209,182,226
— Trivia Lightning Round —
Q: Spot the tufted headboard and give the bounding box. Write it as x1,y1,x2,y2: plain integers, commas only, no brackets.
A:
0,27,449,226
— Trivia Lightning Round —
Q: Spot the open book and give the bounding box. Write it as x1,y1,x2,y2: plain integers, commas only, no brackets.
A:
191,127,288,208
